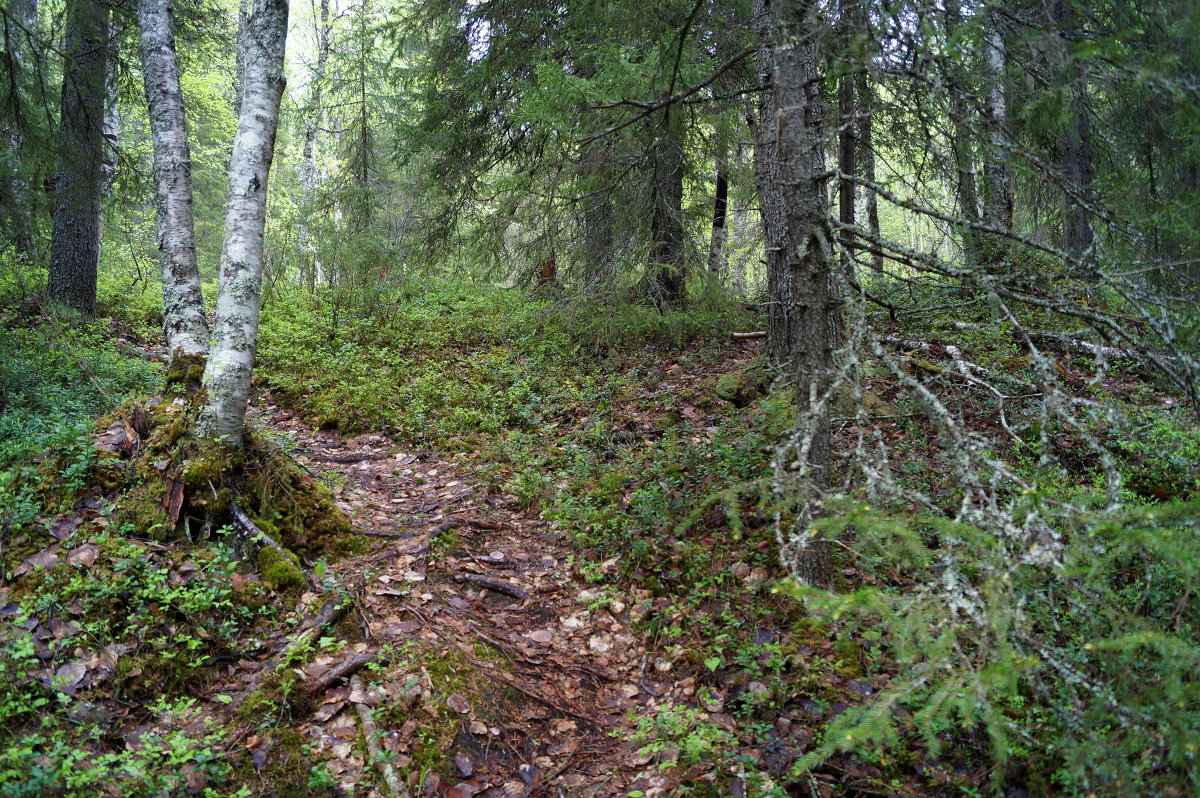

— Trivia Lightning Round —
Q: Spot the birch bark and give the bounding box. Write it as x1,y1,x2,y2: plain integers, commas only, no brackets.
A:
201,0,288,447
138,0,210,359
981,18,1012,232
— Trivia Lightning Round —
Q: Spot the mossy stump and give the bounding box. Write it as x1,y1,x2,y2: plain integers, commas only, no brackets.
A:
101,393,353,586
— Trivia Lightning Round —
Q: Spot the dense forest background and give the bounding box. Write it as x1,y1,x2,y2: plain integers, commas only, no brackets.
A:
1,0,1199,795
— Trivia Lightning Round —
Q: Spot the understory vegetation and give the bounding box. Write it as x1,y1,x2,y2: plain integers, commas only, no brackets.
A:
3,0,1200,793
4,274,1195,796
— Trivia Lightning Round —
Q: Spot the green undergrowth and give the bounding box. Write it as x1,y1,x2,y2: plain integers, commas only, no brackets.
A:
782,494,1200,797
254,282,751,447
0,526,274,797
0,315,160,529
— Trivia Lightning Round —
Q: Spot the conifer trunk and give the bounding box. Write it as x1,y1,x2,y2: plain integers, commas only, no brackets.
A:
138,0,210,359
202,0,288,447
765,0,837,586
649,105,686,308
2,0,40,263
751,0,795,367
708,148,729,278
47,0,110,316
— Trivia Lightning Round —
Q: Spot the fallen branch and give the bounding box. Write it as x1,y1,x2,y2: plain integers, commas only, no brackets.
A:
230,501,317,591
731,331,767,340
315,452,386,464
351,675,410,798
432,516,510,534
456,573,530,601
351,528,414,539
305,652,379,696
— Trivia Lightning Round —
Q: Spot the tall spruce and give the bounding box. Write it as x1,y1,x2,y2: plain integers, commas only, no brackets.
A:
47,0,110,316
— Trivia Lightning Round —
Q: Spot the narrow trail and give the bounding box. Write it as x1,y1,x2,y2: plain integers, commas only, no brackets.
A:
245,404,684,798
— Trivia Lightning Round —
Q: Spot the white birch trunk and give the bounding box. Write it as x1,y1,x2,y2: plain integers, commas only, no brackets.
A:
298,0,330,287
138,0,209,358
201,0,288,447
982,19,1012,231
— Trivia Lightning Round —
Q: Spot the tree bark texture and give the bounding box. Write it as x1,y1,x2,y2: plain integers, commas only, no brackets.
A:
202,0,288,447
298,0,330,289
751,0,795,367
766,0,837,586
2,0,40,262
855,66,882,271
707,148,729,277
981,17,1012,231
138,0,210,358
649,104,686,307
47,0,110,316
1050,0,1096,277
941,1,980,265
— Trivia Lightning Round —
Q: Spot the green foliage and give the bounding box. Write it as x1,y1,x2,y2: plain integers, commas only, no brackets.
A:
0,319,160,528
781,496,1200,796
0,529,272,796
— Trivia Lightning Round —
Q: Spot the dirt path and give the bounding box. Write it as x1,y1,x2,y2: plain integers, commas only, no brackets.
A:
249,405,683,798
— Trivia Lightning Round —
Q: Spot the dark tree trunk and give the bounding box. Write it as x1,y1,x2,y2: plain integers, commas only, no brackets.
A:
1050,0,1096,278
837,56,855,234
751,0,795,367
708,149,729,277
942,0,980,267
2,0,40,263
856,67,882,271
766,0,838,585
648,104,686,308
1062,83,1095,275
47,0,110,316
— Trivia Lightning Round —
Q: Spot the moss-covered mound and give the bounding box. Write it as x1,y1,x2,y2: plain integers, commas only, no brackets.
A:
715,356,771,408
98,394,353,583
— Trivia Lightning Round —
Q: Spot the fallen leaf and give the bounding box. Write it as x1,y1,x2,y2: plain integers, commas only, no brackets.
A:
66,544,101,568
446,693,470,714
13,548,59,578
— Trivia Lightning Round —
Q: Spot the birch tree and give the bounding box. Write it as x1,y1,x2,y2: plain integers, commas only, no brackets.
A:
138,0,210,362
201,0,288,448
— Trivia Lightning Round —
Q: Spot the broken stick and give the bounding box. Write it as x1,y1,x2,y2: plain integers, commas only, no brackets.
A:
351,675,409,798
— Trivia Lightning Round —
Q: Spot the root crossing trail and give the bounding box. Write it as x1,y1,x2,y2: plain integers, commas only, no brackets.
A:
250,405,686,798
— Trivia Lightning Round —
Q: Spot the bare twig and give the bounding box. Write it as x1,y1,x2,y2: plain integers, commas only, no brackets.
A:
351,675,410,797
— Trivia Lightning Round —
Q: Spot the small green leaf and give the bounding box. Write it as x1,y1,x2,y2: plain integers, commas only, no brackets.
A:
704,657,721,672
215,694,233,704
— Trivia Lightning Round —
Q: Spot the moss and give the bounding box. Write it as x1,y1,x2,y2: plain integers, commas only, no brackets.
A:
164,351,207,396
715,357,770,408
240,435,354,557
833,638,864,678
112,485,171,539
258,545,304,591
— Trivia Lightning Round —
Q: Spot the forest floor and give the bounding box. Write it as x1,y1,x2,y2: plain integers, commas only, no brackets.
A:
194,338,813,798
7,289,1197,797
